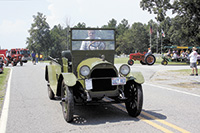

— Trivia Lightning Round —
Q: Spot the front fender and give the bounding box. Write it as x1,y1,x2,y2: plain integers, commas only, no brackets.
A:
127,71,144,84
62,73,77,87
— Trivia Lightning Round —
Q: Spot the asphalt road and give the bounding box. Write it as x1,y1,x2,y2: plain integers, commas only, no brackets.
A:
1,62,200,133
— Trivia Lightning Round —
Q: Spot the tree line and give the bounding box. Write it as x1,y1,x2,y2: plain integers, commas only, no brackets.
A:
26,1,200,58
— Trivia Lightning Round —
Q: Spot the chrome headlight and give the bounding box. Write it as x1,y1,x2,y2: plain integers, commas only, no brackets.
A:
119,64,130,76
80,65,90,77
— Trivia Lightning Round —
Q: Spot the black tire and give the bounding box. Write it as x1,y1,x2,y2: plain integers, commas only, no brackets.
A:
145,54,156,65
47,85,55,100
197,61,200,66
20,61,23,66
140,60,146,65
6,62,9,66
13,62,17,66
161,60,168,65
61,81,74,122
124,82,143,117
128,59,134,66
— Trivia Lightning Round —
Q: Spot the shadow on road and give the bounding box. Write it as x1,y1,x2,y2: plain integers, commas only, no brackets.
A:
63,103,167,125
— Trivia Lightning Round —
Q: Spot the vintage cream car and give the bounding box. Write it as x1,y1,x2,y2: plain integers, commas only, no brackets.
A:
45,28,144,122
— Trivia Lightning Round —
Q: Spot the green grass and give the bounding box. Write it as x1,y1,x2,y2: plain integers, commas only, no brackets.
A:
0,68,10,90
114,57,141,64
0,68,10,110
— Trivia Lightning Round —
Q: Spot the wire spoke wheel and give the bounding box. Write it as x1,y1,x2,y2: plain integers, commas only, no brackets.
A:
125,82,143,117
61,81,74,122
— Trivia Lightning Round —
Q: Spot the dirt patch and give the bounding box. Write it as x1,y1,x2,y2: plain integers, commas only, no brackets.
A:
149,70,200,92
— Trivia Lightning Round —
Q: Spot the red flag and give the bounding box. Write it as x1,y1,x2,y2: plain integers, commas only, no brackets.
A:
161,29,165,37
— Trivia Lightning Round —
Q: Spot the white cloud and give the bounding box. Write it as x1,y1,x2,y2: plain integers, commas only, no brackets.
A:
0,19,29,49
0,19,28,35
45,0,157,28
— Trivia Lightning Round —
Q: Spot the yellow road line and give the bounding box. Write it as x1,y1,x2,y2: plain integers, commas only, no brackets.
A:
114,104,190,133
138,116,173,133
141,111,190,133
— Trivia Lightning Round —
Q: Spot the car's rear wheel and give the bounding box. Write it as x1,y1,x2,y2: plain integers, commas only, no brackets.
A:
47,85,55,100
125,82,143,117
145,54,156,65
61,81,74,122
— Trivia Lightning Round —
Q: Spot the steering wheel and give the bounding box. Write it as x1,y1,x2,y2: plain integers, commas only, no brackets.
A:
88,41,106,50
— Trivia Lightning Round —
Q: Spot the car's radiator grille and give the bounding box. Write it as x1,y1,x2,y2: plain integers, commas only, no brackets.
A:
90,69,117,91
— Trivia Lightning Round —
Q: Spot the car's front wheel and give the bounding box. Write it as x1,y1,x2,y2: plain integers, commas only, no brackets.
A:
124,82,143,117
61,81,74,122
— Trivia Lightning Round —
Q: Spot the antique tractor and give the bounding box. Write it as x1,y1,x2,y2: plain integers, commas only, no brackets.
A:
128,52,156,66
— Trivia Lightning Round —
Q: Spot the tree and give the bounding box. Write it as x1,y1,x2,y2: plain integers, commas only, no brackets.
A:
140,0,200,46
116,22,149,55
117,19,129,36
73,22,86,28
49,24,68,58
102,18,117,28
26,12,51,58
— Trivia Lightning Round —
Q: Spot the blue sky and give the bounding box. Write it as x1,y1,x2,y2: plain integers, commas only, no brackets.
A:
0,0,158,49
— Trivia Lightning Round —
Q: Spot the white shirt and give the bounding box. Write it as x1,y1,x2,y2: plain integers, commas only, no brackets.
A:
80,37,104,50
189,50,198,63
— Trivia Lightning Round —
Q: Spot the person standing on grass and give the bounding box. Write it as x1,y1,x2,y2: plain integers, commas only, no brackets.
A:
189,47,198,76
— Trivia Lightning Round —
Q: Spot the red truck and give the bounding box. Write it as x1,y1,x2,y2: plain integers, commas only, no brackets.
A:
19,48,30,63
0,48,23,66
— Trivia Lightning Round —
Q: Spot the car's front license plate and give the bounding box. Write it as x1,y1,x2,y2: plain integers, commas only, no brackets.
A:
112,77,126,85
85,79,93,90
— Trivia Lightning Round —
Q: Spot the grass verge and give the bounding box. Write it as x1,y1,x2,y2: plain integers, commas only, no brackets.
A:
0,68,10,111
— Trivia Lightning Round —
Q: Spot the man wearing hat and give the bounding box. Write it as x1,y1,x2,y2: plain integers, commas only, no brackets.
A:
189,47,198,76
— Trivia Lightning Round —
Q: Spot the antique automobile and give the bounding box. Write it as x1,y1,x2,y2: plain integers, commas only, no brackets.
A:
45,28,144,122
128,52,156,66
161,46,200,65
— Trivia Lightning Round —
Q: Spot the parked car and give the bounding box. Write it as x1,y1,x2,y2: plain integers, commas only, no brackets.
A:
45,28,145,122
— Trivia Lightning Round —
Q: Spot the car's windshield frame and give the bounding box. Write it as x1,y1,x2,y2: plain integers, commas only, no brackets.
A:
70,28,116,51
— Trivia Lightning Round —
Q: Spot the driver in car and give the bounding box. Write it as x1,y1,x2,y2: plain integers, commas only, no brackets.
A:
80,30,105,50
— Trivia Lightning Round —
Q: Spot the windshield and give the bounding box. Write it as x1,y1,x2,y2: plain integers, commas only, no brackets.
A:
71,29,115,51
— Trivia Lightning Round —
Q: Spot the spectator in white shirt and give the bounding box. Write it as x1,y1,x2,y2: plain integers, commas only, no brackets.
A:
189,47,198,76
